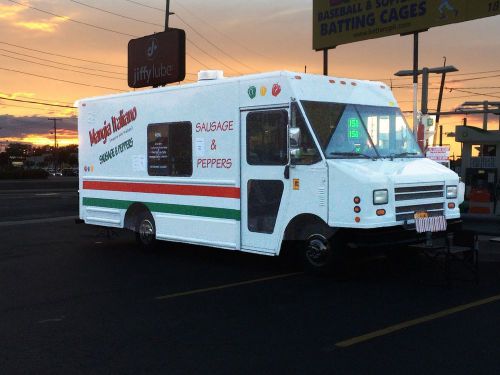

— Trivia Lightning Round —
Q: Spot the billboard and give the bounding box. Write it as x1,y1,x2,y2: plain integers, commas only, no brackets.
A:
313,0,500,50
128,29,186,88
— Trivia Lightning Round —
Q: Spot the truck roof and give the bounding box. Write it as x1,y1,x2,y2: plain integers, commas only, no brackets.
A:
76,71,397,108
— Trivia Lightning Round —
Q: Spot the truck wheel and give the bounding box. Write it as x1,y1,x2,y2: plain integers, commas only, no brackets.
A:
301,225,345,276
135,211,156,249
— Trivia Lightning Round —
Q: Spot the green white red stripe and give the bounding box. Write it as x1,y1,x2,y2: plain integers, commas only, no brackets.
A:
83,180,240,199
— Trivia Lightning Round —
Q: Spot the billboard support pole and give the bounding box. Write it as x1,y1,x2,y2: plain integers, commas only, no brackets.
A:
165,0,170,31
323,49,328,76
412,32,419,136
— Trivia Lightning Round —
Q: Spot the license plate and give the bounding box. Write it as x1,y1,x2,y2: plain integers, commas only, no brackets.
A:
414,215,447,233
414,211,429,219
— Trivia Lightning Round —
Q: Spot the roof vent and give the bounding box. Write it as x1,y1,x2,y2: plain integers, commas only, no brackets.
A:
198,70,224,81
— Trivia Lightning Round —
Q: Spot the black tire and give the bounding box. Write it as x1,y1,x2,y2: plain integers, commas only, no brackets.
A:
135,211,157,249
300,224,345,276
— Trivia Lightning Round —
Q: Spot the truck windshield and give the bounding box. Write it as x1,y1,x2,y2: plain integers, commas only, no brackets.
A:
301,101,423,159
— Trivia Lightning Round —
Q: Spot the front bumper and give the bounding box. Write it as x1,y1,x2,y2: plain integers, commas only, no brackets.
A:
340,219,462,249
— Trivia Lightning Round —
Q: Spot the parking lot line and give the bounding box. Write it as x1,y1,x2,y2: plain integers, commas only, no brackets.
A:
155,272,303,301
336,294,500,348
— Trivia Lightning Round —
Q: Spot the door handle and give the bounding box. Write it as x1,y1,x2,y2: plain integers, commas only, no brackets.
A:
284,165,290,179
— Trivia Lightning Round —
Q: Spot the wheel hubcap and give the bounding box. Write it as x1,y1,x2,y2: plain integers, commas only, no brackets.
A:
139,219,154,244
305,234,330,267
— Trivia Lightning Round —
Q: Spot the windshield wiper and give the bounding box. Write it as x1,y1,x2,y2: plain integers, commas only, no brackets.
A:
388,152,421,158
329,152,375,159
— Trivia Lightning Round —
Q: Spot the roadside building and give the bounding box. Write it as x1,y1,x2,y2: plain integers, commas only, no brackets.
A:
455,126,500,215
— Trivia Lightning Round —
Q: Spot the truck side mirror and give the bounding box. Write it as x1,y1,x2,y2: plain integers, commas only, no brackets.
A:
289,127,301,163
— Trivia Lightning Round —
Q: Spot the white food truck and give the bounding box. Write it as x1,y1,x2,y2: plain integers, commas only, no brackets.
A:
78,71,464,272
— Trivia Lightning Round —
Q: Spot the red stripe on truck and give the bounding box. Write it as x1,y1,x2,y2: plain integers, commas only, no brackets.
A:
83,181,240,199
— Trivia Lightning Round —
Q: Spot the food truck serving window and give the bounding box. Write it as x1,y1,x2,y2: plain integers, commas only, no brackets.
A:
147,122,192,176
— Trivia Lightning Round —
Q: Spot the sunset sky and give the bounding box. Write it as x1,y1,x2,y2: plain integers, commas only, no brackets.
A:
0,0,499,156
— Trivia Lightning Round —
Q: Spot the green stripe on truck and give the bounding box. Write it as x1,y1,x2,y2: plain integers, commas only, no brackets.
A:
82,197,241,221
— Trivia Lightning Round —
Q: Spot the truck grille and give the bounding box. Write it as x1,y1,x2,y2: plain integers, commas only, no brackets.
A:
394,184,445,221
395,184,444,201
395,203,445,221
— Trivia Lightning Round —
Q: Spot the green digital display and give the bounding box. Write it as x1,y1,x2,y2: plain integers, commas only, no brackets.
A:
348,130,360,139
348,118,360,128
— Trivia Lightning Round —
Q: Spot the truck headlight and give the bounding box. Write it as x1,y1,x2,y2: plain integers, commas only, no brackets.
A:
373,189,388,205
446,185,458,199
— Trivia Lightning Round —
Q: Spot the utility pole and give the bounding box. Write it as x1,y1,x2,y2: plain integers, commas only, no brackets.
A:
395,65,458,149
435,57,447,127
48,118,62,173
412,32,419,135
323,49,328,76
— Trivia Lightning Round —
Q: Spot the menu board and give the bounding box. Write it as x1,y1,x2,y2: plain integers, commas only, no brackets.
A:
147,124,169,176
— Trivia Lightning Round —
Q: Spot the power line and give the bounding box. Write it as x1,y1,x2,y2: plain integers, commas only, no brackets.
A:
0,96,76,108
449,89,500,99
0,43,197,77
452,69,500,77
0,92,74,106
173,2,273,63
0,41,126,68
122,0,164,12
448,74,500,84
397,91,500,103
68,0,239,73
0,102,71,113
70,0,163,27
123,0,273,63
0,52,126,81
0,67,128,92
5,1,209,70
7,0,137,37
173,13,257,72
121,0,264,71
375,68,500,83
0,47,124,76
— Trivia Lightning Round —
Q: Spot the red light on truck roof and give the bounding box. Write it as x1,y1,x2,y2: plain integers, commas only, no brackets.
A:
294,75,302,80
351,82,357,86
340,81,346,85
329,79,335,84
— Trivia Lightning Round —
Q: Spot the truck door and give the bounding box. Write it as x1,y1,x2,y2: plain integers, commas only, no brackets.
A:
240,108,290,254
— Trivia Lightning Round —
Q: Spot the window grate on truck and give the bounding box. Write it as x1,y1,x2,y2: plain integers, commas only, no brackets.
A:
395,184,444,201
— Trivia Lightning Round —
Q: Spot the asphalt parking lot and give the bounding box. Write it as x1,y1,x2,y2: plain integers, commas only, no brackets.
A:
1,178,500,374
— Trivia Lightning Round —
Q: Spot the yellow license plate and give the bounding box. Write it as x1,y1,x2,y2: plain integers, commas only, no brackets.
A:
414,211,429,219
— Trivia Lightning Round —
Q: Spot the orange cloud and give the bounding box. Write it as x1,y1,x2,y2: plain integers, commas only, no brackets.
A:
0,4,25,19
0,130,78,147
0,3,69,33
14,16,69,33
0,92,36,100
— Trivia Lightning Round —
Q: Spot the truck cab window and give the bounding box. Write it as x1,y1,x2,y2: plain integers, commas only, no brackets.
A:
290,102,322,165
147,122,192,176
246,110,288,165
